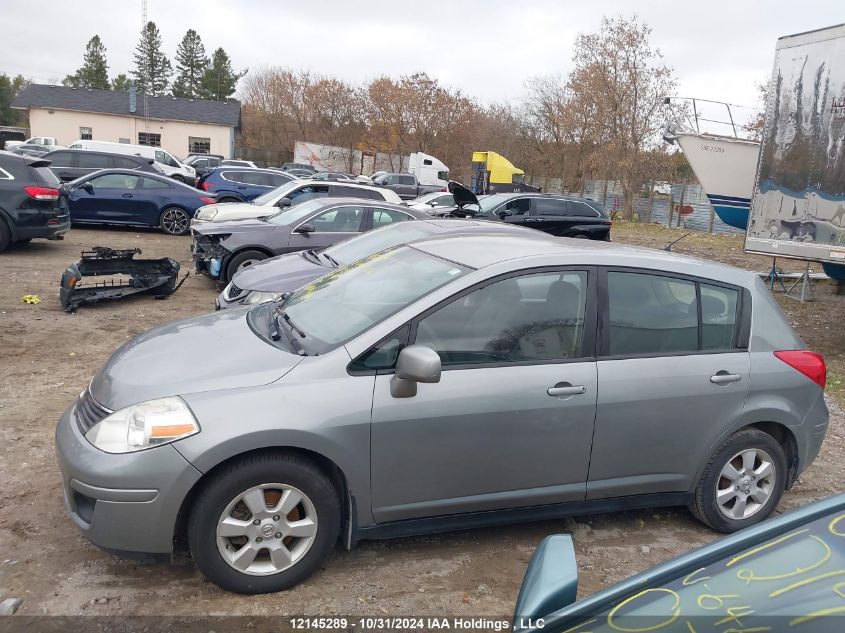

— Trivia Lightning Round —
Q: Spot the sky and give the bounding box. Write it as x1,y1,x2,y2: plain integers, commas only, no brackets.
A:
3,0,844,131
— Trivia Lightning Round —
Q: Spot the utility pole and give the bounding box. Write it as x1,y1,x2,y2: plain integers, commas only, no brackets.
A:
141,0,149,133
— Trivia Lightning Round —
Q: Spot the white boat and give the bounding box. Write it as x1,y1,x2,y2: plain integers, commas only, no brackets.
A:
667,131,760,230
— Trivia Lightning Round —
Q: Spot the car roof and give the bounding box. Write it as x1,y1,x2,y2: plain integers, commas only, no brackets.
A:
410,232,758,285
304,197,426,214
45,148,148,161
0,149,50,167
488,191,602,203
296,179,382,191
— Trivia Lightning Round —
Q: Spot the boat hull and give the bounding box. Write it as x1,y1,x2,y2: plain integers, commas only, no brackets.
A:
674,134,760,230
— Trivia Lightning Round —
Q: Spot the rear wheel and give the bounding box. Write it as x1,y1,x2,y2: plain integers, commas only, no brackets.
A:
171,175,186,184
691,429,786,533
226,250,267,282
187,453,340,594
159,207,191,235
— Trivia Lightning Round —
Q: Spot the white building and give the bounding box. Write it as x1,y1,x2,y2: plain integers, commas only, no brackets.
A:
12,84,241,158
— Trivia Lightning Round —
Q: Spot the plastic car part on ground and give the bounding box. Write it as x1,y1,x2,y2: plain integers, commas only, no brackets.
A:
59,247,186,313
20,294,41,304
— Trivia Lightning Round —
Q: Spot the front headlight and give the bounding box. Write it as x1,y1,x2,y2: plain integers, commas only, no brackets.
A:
243,290,281,305
197,208,218,221
84,396,199,454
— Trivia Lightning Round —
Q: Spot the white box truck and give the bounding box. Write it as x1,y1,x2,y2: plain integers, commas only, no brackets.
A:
67,139,196,183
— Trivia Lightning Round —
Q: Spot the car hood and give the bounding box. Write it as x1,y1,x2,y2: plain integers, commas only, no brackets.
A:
448,181,479,207
196,202,276,222
89,309,302,410
232,251,330,293
193,218,268,236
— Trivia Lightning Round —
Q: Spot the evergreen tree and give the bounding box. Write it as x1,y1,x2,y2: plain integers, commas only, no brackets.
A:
171,29,208,98
0,74,30,125
132,21,172,96
63,35,110,89
111,73,132,91
199,48,246,101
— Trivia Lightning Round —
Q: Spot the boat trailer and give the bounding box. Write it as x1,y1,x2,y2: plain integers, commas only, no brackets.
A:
60,247,186,312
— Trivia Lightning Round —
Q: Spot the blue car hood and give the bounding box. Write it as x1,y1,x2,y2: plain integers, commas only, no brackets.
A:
233,251,332,293
90,308,302,410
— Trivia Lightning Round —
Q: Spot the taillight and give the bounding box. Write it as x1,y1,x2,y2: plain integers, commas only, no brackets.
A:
199,197,216,204
601,220,613,225
24,186,60,201
440,187,448,192
201,181,210,191
774,350,826,390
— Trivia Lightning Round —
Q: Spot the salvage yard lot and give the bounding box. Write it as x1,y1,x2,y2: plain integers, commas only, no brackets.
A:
0,223,842,616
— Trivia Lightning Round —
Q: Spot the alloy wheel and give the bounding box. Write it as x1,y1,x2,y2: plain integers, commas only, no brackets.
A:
716,448,776,520
161,208,190,235
215,483,318,576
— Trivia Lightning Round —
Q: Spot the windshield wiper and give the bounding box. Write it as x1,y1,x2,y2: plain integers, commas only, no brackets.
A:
280,311,306,338
271,310,306,355
303,249,321,264
321,252,340,268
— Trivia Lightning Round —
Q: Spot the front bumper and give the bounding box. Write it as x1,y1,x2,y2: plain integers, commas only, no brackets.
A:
191,233,230,281
54,400,203,556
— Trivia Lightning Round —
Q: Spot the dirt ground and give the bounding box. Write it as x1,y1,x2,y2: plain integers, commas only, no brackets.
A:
0,222,842,619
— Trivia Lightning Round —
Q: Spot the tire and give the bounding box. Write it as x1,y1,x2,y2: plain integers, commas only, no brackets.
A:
159,207,191,235
187,452,341,594
0,219,10,253
217,197,240,203
225,250,267,282
690,429,787,533
171,175,185,183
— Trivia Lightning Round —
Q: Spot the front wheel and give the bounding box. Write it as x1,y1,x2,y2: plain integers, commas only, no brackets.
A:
225,249,267,282
187,453,341,594
171,175,186,183
159,207,191,235
690,429,786,533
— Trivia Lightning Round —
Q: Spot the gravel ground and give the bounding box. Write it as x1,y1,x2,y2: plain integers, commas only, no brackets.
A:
0,223,842,619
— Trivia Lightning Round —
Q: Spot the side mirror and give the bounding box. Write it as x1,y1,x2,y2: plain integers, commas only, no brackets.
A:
81,182,94,194
295,223,315,235
390,345,441,398
513,535,578,628
498,209,512,218
277,197,292,208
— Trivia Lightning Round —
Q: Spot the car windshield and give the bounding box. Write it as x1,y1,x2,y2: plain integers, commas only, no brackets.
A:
327,221,442,265
476,194,513,215
550,507,845,631
279,246,468,350
252,180,301,206
265,199,329,225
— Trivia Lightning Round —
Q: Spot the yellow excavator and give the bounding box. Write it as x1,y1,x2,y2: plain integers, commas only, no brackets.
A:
469,151,540,194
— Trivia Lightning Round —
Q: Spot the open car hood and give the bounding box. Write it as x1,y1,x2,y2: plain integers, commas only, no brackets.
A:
448,181,479,208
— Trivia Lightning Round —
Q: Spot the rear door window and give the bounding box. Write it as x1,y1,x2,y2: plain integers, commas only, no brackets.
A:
77,153,111,169
141,177,172,189
31,166,62,187
701,284,739,350
532,198,568,216
566,200,601,217
310,205,366,232
114,156,143,169
371,207,413,227
289,185,329,202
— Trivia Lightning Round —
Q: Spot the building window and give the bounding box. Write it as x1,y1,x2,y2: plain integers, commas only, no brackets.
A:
138,132,161,147
189,137,211,154
79,127,93,140
118,138,130,144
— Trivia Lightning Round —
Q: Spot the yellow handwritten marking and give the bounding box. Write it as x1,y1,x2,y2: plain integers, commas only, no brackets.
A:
681,568,710,586
562,620,596,633
607,588,680,632
769,569,845,598
790,605,845,626
736,535,831,583
829,514,845,537
721,627,771,632
697,593,740,610
685,623,696,633
834,581,845,599
726,529,809,567
715,605,753,627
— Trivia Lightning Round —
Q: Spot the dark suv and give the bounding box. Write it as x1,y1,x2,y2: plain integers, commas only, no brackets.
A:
197,167,296,202
43,149,161,182
184,154,223,180
0,151,70,251
443,183,612,240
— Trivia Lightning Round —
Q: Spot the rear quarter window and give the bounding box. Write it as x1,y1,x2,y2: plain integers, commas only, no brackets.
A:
31,166,61,187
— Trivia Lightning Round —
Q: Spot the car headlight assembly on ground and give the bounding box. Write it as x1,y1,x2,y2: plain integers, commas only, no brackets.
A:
84,396,200,453
242,290,281,305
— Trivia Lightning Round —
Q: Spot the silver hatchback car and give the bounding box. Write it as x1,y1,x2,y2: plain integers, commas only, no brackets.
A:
55,234,828,594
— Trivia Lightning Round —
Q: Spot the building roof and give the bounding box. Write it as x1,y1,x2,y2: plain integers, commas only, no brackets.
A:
12,84,240,128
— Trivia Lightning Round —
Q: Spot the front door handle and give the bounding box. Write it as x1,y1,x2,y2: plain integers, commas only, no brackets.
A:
121,193,133,198
547,382,586,397
710,371,742,385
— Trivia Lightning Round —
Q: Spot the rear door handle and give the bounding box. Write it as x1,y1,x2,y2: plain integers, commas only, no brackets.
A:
547,383,586,397
710,372,742,385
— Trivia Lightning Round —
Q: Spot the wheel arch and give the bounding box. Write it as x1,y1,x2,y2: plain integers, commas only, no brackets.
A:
172,446,351,554
692,420,799,493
